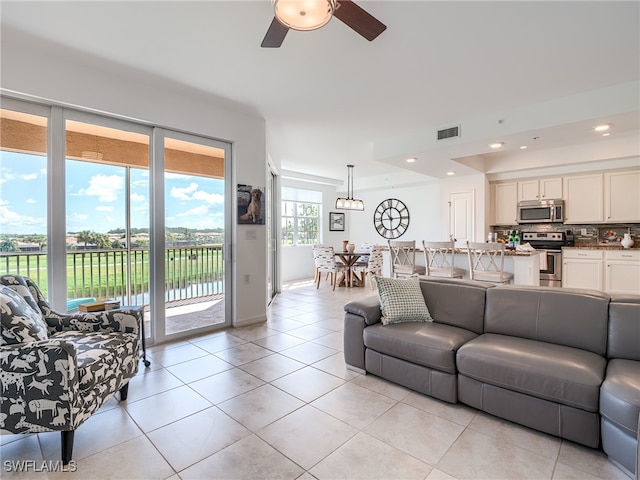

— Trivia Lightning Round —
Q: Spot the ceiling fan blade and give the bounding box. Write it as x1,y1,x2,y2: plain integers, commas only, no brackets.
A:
334,0,386,41
261,17,289,48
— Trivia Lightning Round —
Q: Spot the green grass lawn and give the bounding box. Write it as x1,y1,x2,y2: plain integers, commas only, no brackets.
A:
1,247,224,300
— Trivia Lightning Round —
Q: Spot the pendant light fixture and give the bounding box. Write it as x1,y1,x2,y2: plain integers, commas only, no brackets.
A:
335,164,364,211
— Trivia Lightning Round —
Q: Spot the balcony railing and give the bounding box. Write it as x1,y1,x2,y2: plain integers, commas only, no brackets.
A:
0,245,224,309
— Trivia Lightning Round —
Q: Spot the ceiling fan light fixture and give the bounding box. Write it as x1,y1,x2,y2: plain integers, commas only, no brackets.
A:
273,0,336,31
335,164,365,211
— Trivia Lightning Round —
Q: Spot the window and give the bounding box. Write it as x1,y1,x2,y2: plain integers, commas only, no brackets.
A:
281,187,321,246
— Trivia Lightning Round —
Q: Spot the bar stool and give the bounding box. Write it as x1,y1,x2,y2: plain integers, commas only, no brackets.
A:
422,240,465,278
466,241,514,284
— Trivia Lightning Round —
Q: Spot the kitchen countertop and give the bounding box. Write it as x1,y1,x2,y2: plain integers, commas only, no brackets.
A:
563,245,640,250
452,248,540,257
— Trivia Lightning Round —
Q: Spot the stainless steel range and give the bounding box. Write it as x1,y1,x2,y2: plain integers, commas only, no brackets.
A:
522,231,574,287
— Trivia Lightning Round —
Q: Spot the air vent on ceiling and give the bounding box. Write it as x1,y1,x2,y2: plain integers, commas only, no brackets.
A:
437,125,461,141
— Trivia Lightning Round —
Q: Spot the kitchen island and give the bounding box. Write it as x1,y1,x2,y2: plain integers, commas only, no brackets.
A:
382,248,542,286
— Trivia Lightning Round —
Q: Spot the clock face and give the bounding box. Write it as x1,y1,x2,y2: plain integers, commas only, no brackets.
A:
373,198,410,239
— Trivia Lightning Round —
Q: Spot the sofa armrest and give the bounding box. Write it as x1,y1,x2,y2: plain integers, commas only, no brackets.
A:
343,296,381,371
0,340,81,433
45,307,142,336
344,296,382,326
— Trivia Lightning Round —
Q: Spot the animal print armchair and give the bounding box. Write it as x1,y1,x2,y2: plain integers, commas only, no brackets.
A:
0,275,142,464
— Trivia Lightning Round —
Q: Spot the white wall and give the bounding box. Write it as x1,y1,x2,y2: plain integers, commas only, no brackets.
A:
280,178,344,283
1,32,268,327
280,179,446,283
348,183,443,248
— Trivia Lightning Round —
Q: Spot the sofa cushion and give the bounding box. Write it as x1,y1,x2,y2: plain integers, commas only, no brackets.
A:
1,285,48,345
52,330,138,393
419,278,492,334
373,275,432,325
364,322,477,374
457,334,607,412
484,286,609,355
600,359,640,436
608,300,640,360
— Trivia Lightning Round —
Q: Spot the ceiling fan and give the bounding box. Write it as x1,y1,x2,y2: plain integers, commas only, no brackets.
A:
261,0,386,48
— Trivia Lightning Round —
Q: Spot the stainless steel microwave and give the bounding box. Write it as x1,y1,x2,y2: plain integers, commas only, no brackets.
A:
517,199,564,224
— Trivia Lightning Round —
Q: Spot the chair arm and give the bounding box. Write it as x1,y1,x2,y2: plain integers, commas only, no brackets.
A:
0,340,81,433
45,307,142,335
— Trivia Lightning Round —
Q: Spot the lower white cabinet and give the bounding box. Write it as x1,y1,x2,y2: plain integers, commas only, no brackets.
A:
563,249,640,294
605,250,640,294
563,249,604,291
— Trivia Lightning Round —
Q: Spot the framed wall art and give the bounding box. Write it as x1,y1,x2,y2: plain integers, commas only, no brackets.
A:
237,184,265,225
329,212,345,231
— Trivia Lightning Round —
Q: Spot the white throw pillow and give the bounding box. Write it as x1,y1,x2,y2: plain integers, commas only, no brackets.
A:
373,275,433,325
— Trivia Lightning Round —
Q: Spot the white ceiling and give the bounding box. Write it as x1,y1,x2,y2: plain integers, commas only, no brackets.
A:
1,1,639,188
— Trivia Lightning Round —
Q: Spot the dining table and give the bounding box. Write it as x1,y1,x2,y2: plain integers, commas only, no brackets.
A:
334,250,368,287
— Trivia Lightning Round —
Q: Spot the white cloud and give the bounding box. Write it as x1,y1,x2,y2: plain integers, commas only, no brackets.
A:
169,182,223,205
130,193,146,202
170,182,199,200
0,205,46,231
176,205,209,217
79,174,124,202
193,191,224,204
21,173,37,181
95,205,114,212
26,198,37,204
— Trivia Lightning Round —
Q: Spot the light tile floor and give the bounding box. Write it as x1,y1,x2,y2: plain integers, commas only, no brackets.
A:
0,280,632,480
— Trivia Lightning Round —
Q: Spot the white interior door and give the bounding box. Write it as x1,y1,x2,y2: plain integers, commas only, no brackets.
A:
449,191,474,247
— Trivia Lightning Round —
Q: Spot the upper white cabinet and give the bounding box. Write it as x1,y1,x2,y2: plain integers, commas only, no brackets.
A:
492,182,517,225
518,177,562,202
563,173,604,224
604,170,640,222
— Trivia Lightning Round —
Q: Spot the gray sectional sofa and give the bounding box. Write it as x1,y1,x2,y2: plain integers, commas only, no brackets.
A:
343,277,640,477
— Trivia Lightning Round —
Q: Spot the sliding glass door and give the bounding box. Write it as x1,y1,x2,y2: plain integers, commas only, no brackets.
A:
2,96,233,344
160,131,231,338
0,103,50,289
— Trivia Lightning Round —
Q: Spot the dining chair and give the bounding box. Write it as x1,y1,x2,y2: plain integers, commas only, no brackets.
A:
466,241,514,284
313,246,347,290
312,244,329,284
353,244,385,289
353,242,374,270
422,241,466,278
388,240,426,278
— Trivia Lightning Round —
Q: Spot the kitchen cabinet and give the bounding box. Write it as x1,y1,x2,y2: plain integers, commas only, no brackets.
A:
492,182,517,225
563,174,604,223
562,249,604,291
605,250,640,294
604,170,640,222
518,177,562,202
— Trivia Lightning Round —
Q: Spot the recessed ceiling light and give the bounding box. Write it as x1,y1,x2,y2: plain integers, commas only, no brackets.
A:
520,145,527,149
406,157,417,163
594,124,611,132
446,171,456,176
489,142,504,149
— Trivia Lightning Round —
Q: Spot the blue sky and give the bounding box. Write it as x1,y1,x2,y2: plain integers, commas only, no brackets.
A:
0,152,225,235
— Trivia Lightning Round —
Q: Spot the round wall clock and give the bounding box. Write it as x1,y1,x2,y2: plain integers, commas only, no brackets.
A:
373,198,410,239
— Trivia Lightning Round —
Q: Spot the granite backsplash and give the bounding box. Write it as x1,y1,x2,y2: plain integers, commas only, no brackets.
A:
489,223,640,247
